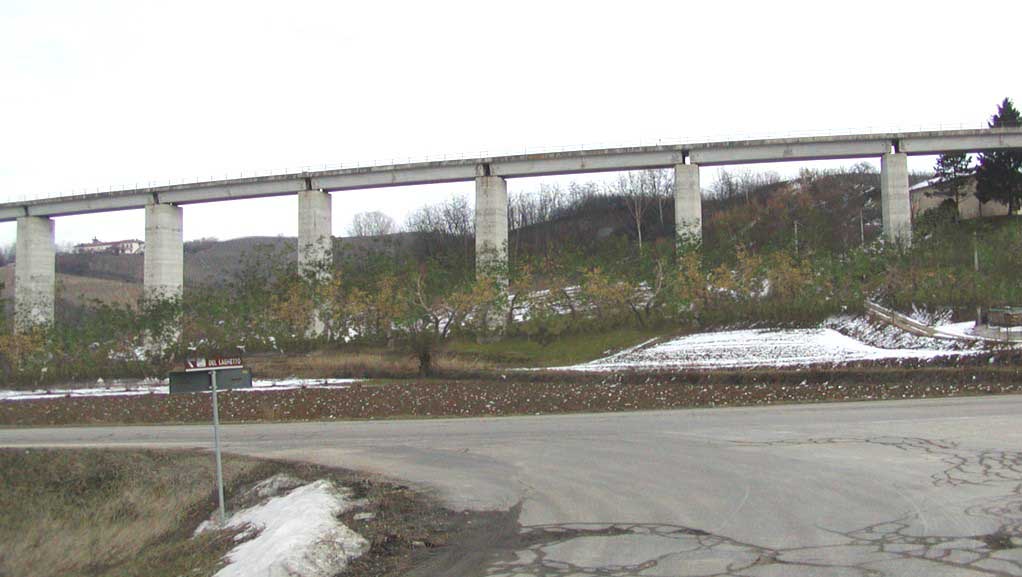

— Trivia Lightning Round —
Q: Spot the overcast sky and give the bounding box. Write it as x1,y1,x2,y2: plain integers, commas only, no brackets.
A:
1,0,1019,247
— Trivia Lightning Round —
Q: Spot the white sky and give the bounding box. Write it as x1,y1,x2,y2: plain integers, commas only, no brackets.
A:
1,0,1019,246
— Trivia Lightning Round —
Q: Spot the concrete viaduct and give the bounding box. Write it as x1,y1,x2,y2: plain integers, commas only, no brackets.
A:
3,127,1021,331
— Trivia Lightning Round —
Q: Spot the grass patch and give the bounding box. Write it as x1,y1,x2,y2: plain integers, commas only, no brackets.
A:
444,326,667,367
0,448,274,577
244,327,666,380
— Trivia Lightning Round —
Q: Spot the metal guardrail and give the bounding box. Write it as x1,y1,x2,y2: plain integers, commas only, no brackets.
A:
865,301,941,339
865,301,1022,344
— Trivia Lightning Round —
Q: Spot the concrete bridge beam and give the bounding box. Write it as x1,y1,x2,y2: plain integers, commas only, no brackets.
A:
14,216,55,331
143,203,183,301
674,164,702,248
475,175,508,282
881,152,911,246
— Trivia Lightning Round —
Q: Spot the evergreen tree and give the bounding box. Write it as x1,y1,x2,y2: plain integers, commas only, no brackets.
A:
975,98,1022,214
930,152,973,222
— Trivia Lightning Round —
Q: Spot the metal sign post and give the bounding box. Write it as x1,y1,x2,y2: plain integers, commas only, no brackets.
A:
211,369,226,526
182,354,244,527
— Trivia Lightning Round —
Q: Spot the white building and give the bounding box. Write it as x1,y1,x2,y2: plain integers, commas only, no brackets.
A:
73,238,144,255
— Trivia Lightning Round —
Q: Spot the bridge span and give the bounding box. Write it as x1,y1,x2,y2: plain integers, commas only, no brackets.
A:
4,127,1021,330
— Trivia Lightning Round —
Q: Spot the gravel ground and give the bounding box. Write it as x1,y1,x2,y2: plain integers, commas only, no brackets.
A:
2,367,1021,427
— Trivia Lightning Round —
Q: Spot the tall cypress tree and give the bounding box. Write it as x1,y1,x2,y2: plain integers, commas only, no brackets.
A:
975,98,1022,214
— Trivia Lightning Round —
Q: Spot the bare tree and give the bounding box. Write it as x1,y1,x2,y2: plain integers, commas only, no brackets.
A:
643,169,673,227
349,211,397,237
509,183,586,231
0,244,13,267
405,195,474,260
610,171,657,254
712,169,782,204
712,169,741,201
405,196,472,237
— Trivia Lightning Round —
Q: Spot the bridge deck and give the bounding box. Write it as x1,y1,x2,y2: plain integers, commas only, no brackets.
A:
1,128,1020,222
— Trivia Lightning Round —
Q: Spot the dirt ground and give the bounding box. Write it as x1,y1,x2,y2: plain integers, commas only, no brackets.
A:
2,366,1021,427
285,460,510,577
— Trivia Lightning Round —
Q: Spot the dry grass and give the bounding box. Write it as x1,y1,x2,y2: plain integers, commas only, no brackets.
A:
0,265,141,309
57,274,141,309
248,348,495,379
0,448,273,577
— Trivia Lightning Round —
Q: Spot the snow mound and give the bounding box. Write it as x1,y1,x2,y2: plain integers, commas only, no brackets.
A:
201,479,368,577
554,327,966,371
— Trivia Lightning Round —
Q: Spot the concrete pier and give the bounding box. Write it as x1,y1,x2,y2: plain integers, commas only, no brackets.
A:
143,204,183,301
14,216,55,330
298,190,332,337
674,164,702,247
474,175,508,280
298,190,333,280
881,152,911,246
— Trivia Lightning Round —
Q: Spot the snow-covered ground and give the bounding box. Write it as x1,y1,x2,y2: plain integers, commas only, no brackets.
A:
553,326,971,372
197,474,368,577
0,377,358,402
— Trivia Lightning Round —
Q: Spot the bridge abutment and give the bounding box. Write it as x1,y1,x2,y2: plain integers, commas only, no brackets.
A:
475,175,508,282
674,163,702,248
14,216,55,331
881,152,911,246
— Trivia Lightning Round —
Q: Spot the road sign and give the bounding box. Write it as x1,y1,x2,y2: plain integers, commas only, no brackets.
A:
174,352,246,526
184,356,243,372
169,368,252,394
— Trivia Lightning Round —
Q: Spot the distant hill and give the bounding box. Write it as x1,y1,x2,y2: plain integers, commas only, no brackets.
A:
54,236,294,287
50,232,424,292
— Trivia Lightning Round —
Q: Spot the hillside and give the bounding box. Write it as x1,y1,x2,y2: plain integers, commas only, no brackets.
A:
1,265,141,312
11,167,935,310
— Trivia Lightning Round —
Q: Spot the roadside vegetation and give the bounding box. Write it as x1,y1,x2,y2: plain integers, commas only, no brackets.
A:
1,99,1021,387
0,449,266,577
0,448,470,577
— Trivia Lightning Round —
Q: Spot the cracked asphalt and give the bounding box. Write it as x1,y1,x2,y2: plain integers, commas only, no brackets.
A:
3,396,1022,576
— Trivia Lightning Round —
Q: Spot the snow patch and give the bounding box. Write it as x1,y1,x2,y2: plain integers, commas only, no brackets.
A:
0,378,360,402
554,327,967,371
199,479,368,577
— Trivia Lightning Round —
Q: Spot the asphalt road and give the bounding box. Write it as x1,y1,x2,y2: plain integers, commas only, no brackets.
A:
4,396,1022,576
